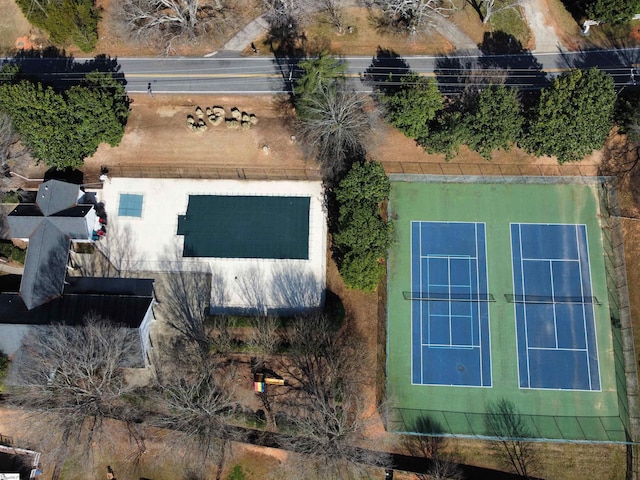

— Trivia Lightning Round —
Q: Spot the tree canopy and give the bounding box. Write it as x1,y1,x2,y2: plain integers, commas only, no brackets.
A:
382,73,442,139
0,70,129,170
464,84,523,159
293,52,368,185
15,0,99,52
294,52,347,116
585,0,640,23
333,161,392,291
524,68,615,163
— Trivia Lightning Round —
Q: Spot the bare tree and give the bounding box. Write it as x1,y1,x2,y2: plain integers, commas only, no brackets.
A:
484,399,538,478
296,81,371,184
249,315,281,355
277,313,390,477
263,0,315,34
318,0,346,33
154,368,238,480
150,325,239,480
403,416,463,480
117,0,238,52
0,114,26,167
371,0,458,35
467,0,517,24
9,314,145,478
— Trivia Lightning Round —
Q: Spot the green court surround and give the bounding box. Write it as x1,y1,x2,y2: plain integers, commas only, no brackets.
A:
386,177,630,442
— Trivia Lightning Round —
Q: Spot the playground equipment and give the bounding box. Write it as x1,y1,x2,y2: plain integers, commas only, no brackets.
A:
253,373,286,393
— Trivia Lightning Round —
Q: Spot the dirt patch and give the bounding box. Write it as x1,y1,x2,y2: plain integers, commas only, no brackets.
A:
622,218,640,369
0,0,35,55
83,94,319,182
455,437,626,479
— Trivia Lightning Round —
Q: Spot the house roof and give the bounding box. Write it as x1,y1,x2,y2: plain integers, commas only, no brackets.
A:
0,276,154,328
6,180,95,310
19,221,70,310
35,179,81,216
0,276,154,369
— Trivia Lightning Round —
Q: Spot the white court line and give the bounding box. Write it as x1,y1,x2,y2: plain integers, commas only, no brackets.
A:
528,346,588,352
416,222,486,385
549,260,559,349
420,223,425,384
577,224,600,390
515,223,601,390
517,225,533,388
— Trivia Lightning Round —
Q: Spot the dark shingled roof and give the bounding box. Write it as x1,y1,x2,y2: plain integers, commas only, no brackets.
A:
0,276,154,369
0,276,154,328
35,179,80,216
6,180,96,310
19,221,71,310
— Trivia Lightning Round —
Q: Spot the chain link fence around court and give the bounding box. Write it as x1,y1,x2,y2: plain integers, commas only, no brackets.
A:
384,175,638,445
387,407,629,443
598,179,640,447
384,162,601,178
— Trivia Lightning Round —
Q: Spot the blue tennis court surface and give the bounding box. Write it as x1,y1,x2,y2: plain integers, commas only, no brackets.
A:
511,223,600,390
411,222,492,387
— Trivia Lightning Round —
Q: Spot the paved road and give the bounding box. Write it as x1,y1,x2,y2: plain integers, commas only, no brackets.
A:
4,47,640,94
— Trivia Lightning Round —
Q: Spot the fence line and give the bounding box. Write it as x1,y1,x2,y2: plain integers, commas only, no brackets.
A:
81,161,601,185
382,162,600,178
81,164,322,185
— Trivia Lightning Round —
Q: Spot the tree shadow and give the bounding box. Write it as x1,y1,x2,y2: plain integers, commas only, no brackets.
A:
362,46,411,95
2,48,126,92
478,31,548,91
434,53,479,95
557,0,586,25
266,17,308,97
269,261,323,315
44,167,84,185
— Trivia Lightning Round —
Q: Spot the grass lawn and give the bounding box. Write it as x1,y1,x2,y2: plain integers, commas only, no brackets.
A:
453,1,532,49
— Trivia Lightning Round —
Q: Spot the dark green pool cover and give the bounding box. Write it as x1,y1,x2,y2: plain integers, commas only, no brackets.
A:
177,195,310,259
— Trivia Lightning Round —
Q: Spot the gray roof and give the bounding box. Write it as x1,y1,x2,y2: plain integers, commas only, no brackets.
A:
19,220,70,310
35,179,80,216
0,276,155,369
6,180,95,310
0,275,154,328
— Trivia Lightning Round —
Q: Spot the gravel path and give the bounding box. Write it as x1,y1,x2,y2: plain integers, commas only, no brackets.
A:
518,0,567,52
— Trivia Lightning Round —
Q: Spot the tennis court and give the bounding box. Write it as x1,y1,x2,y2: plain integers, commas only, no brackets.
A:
511,223,600,391
386,177,630,441
410,222,491,387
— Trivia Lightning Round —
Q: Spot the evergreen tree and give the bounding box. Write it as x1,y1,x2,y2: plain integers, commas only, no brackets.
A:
524,68,615,163
465,85,523,159
585,0,640,23
0,70,129,170
333,161,392,292
382,73,442,140
15,0,100,52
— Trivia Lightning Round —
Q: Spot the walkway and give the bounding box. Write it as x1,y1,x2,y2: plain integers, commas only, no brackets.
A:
214,9,481,56
431,12,480,53
518,0,567,53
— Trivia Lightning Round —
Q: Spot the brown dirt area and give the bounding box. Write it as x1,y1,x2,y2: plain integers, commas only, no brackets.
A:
82,94,320,182
0,0,35,54
73,93,602,184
